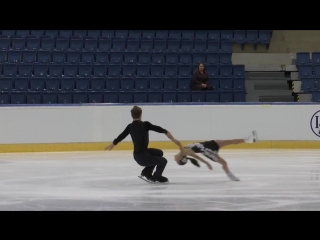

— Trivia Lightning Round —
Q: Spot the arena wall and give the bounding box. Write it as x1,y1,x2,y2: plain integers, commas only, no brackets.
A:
1,103,320,153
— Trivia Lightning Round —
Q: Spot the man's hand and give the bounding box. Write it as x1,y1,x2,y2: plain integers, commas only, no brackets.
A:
104,144,115,151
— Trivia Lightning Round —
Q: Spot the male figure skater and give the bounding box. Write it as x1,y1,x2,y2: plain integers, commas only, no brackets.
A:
105,106,180,183
173,130,258,181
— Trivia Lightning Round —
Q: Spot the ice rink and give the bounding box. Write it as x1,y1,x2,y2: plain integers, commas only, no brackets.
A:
0,149,319,211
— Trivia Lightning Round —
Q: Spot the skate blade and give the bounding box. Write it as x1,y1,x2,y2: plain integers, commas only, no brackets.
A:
138,176,155,184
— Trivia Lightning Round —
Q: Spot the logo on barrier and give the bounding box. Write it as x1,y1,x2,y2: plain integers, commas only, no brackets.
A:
311,110,320,137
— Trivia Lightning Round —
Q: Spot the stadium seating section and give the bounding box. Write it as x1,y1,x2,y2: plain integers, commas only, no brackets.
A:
0,30,272,104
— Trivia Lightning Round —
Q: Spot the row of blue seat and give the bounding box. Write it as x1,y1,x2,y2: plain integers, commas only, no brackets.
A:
296,52,320,66
0,64,245,78
0,38,233,53
0,77,246,92
0,30,272,42
0,51,233,65
298,65,320,78
300,78,320,92
0,91,246,104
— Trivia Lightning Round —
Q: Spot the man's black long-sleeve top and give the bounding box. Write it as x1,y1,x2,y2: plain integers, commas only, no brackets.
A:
112,120,168,154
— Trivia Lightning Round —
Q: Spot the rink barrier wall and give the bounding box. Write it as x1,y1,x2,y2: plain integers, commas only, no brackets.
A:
1,102,320,153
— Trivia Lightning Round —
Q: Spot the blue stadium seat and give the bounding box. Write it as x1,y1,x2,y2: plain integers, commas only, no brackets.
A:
69,38,83,51
193,40,206,53
221,30,234,41
59,30,73,38
22,50,36,63
52,51,66,64
181,30,194,39
112,38,125,52
98,38,112,52
11,92,26,104
118,92,133,103
164,65,177,78
122,64,136,77
219,78,233,91
66,51,80,64
134,78,149,91
49,64,63,77
26,37,40,51
30,78,45,91
152,52,165,64
107,64,121,78
312,52,320,66
88,92,103,103
0,50,6,63
191,91,205,102
63,64,78,77
165,52,179,65
8,51,21,63
60,78,75,92
246,30,259,50
193,52,206,65
205,91,219,102
258,30,272,50
123,52,137,64
90,78,105,91
168,30,181,39
75,78,89,91
58,92,73,104
105,78,120,91
103,91,118,103
138,52,151,64
37,51,51,64
16,30,30,37
95,51,108,64
178,65,191,78
296,52,311,66
40,38,54,51
154,39,166,52
233,91,246,102
219,65,233,78
148,91,162,102
3,63,18,77
194,30,207,40
207,40,220,53
115,30,128,39
298,66,313,78
206,53,219,65
1,30,15,38
87,30,101,39
120,77,134,91
18,63,33,77
73,92,88,103
0,38,10,50
162,91,177,102
209,77,219,91
177,91,191,102
126,38,139,52
78,64,92,77
220,53,232,65
220,40,233,53
136,64,150,77
0,93,9,104
133,91,148,103
206,65,219,78
139,38,153,52
163,78,177,91
233,64,245,77
301,78,317,92
101,30,114,39
73,30,87,38
11,38,25,50
233,77,246,91
34,64,48,77
128,30,141,39
93,64,107,78
45,30,59,38
150,65,164,78
81,52,94,64
179,52,192,65
14,78,29,91
42,92,58,104
177,78,191,91
55,38,69,51
233,30,245,50
180,39,193,53
84,39,98,52
220,92,233,102
27,92,42,104
0,77,12,92
166,38,180,52
149,78,163,91
155,30,168,39
45,78,60,91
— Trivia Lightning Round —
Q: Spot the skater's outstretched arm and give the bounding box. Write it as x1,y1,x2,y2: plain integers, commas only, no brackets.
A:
105,124,130,150
144,121,168,134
